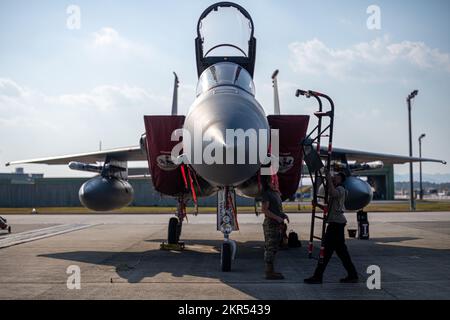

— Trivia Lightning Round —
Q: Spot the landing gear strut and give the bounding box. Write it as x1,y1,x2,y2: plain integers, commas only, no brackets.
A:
217,187,238,272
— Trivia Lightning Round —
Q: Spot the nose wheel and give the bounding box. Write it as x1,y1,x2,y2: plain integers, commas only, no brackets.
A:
221,239,237,272
221,242,232,272
217,187,239,271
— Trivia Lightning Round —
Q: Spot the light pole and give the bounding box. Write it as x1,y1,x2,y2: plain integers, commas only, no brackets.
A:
407,90,418,211
419,133,426,200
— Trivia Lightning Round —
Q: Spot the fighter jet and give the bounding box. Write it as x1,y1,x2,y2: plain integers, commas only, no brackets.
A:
6,2,446,271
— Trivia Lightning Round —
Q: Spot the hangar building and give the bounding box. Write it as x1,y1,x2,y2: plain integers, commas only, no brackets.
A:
0,165,395,208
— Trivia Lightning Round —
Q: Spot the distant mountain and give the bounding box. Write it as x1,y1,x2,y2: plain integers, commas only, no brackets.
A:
394,173,450,183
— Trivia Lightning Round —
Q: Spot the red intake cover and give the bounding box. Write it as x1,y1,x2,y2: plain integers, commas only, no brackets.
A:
267,115,310,201
144,115,186,196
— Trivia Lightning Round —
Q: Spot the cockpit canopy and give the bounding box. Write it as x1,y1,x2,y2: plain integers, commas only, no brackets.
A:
199,5,252,57
195,2,256,77
196,62,255,97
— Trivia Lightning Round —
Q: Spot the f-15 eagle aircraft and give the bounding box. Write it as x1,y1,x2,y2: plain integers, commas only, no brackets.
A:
6,2,446,271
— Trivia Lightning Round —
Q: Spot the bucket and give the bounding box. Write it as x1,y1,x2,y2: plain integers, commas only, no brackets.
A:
347,229,357,238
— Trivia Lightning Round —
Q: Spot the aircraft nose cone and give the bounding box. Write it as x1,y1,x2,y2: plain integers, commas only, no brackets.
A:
184,90,269,186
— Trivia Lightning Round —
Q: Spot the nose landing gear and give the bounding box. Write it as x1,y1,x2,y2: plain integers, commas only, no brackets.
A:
218,187,239,272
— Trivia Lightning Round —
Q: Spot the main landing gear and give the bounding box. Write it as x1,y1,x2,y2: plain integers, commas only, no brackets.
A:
167,198,186,245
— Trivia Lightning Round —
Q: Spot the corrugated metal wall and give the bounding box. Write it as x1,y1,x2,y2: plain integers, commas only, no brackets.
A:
0,177,254,207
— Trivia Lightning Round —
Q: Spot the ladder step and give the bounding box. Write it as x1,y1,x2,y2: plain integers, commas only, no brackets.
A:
314,111,332,117
313,236,322,240
315,216,324,220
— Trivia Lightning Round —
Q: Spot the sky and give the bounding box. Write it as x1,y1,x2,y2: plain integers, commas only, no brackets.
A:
0,0,449,179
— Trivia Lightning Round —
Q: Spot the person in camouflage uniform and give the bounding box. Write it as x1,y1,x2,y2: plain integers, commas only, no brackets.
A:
304,170,358,284
261,175,290,280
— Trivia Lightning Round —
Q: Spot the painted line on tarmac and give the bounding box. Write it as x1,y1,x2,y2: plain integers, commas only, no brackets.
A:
0,223,97,249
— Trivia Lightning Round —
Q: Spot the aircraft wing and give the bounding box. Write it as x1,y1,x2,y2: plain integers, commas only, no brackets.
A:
323,146,447,165
6,144,446,167
5,146,147,166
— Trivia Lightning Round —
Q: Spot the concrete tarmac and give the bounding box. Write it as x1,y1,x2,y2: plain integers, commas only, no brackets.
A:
0,212,449,300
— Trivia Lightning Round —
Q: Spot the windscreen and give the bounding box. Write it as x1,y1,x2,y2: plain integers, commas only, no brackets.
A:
196,62,255,96
198,5,253,57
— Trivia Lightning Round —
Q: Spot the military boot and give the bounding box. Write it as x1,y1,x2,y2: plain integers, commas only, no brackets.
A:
265,263,284,280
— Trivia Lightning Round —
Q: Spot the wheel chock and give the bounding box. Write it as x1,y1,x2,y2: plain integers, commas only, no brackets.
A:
160,241,185,251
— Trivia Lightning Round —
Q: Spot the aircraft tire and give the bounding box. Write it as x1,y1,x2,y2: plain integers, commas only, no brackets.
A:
168,217,180,244
221,242,232,272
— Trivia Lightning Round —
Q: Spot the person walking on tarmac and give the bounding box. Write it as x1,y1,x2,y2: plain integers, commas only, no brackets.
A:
261,175,290,280
304,169,359,284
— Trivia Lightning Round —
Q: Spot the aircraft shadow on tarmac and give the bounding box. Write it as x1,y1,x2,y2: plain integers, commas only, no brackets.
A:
40,239,268,283
38,235,450,299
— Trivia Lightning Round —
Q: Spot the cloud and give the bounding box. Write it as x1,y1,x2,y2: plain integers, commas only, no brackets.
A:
53,85,169,111
2,78,168,108
0,78,200,129
92,27,122,47
388,41,450,70
0,77,184,173
0,78,203,174
0,78,26,97
289,36,450,80
89,27,153,60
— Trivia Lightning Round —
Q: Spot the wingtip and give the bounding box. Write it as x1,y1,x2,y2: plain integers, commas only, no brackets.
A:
5,162,10,167
443,160,447,165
